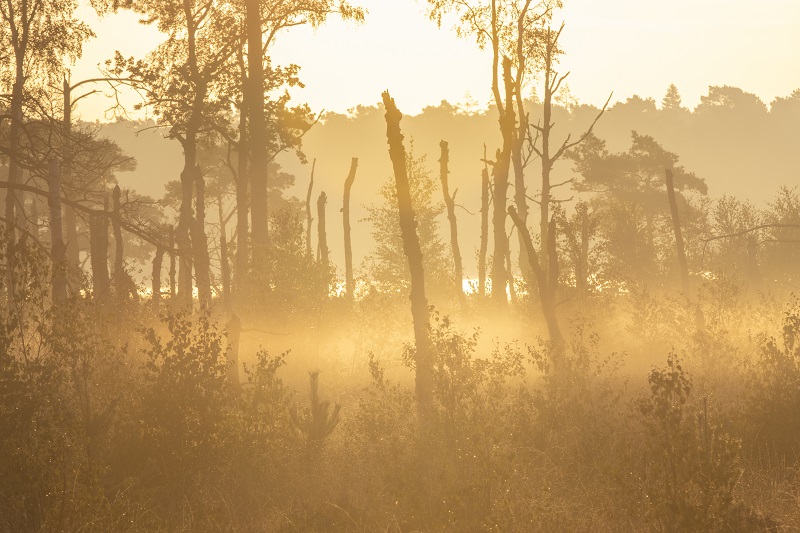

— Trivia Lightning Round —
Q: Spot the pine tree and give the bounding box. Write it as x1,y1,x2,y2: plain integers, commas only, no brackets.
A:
662,84,684,110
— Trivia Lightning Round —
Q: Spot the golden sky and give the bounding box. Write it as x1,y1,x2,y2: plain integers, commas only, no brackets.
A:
73,0,800,122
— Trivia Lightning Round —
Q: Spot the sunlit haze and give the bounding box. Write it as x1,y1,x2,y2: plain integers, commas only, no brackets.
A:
73,0,800,121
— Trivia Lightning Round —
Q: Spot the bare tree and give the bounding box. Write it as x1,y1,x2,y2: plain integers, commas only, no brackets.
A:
306,159,315,257
382,91,433,418
342,157,358,300
439,141,464,302
316,191,329,268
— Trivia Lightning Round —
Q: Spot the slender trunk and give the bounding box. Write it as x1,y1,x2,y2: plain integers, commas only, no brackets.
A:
343,158,358,300
316,191,329,267
219,197,232,312
506,232,517,305
235,72,249,298
509,206,564,354
152,246,164,306
63,78,80,273
492,58,515,306
169,225,176,299
89,213,110,299
6,76,24,242
512,143,534,294
439,141,464,302
246,0,270,257
48,160,67,306
177,156,196,308
193,171,211,308
112,185,124,290
479,161,489,299
29,193,39,237
540,47,555,259
381,91,433,418
306,159,315,258
665,168,690,294
64,206,79,270
512,3,535,295
576,203,590,298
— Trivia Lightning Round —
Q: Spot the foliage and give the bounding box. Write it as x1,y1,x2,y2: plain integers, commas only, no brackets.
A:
635,353,767,532
363,149,452,295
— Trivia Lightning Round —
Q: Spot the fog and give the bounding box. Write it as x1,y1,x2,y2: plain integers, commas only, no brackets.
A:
1,0,800,531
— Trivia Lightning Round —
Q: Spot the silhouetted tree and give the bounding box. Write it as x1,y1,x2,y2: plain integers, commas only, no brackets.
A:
382,91,433,418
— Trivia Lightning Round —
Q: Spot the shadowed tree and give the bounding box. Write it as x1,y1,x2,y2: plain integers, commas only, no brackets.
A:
382,91,434,419
106,0,241,308
245,0,364,269
0,0,92,243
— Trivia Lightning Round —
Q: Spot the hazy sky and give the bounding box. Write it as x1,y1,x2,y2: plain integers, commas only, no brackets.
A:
72,0,800,122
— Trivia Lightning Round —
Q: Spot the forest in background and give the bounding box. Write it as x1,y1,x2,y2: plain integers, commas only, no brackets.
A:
1,0,800,530
100,85,800,272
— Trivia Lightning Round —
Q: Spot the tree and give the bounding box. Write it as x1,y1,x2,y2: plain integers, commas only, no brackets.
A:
662,83,683,111
382,91,433,420
0,0,93,243
364,147,450,296
570,132,707,289
427,0,555,307
245,0,364,265
438,141,464,302
342,157,358,301
108,0,240,308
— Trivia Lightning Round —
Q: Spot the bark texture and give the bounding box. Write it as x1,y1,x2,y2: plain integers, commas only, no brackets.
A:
48,160,67,306
342,157,358,300
381,91,433,417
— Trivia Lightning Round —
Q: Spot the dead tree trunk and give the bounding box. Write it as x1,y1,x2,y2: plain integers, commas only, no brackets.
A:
342,158,358,300
509,206,564,354
152,246,164,306
479,158,490,299
665,168,690,294
316,191,329,268
491,58,516,306
112,185,124,289
89,213,110,298
48,160,67,306
439,141,464,302
382,91,433,418
306,159,315,258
